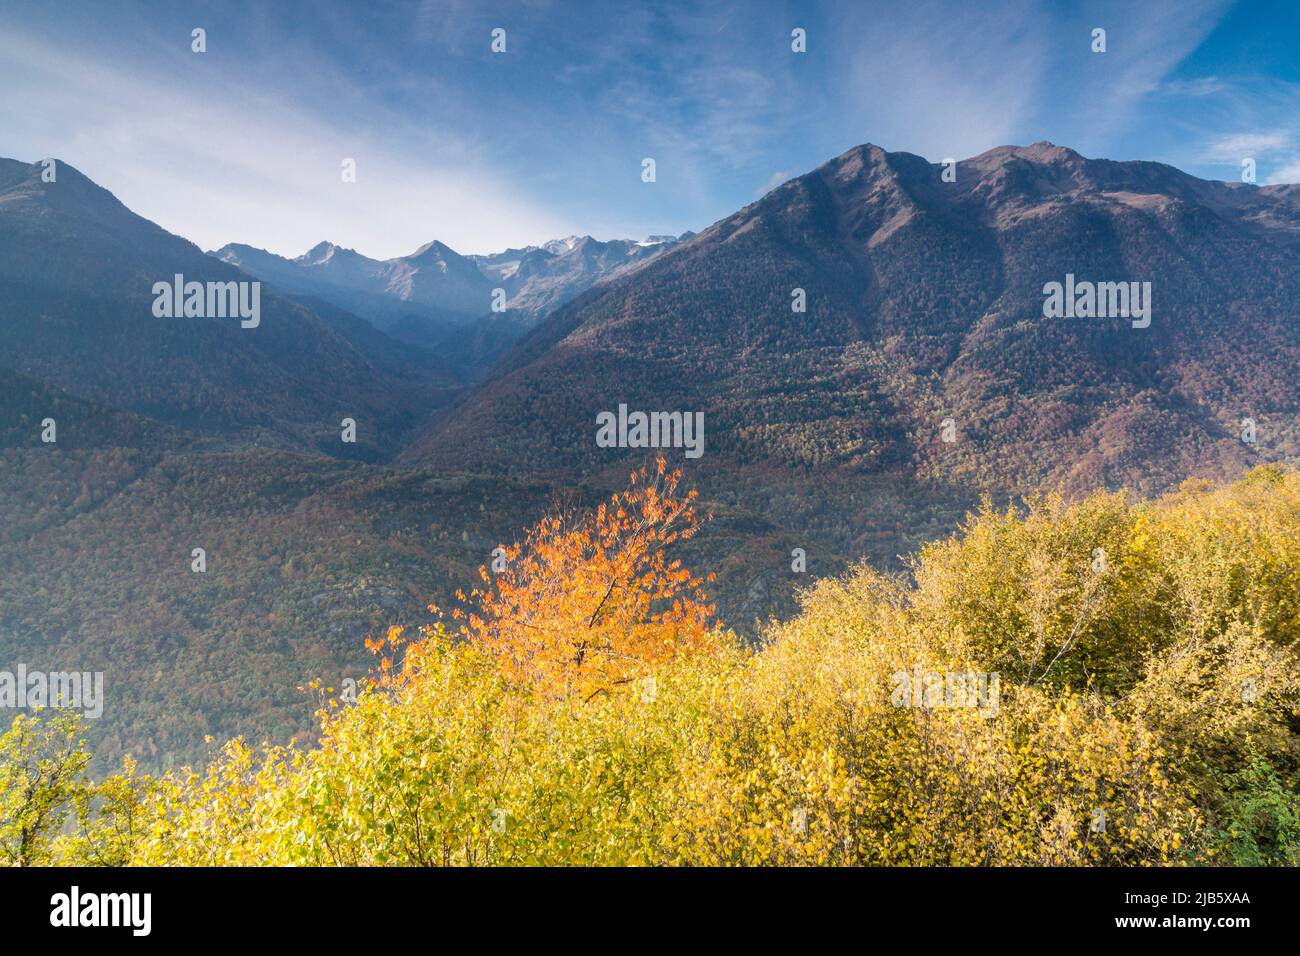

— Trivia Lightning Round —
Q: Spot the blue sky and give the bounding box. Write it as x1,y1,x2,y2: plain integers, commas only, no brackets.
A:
2,0,1298,258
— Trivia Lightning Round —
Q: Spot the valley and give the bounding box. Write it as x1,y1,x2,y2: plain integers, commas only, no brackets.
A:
2,141,1297,771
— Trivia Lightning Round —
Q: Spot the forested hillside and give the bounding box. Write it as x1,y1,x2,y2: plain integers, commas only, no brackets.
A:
0,158,450,458
408,143,1300,557
3,143,1298,774
0,441,830,770
5,464,1297,866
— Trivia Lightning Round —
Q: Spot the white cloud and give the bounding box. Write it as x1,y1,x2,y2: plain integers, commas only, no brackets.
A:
1159,76,1225,97
756,170,793,197
1206,131,1290,161
830,0,1053,161
1265,160,1300,185
0,0,1258,249
0,26,577,258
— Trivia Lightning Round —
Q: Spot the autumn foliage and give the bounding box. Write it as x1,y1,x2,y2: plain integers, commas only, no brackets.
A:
4,465,1300,866
394,457,715,700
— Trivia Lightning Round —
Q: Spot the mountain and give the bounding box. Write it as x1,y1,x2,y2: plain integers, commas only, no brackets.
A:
0,158,448,459
0,159,809,770
404,142,1300,559
0,363,182,453
210,233,686,363
0,436,829,771
7,140,1300,770
212,238,493,344
470,233,687,319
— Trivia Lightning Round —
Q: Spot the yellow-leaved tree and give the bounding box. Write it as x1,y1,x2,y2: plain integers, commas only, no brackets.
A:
404,456,716,700
6,464,1298,867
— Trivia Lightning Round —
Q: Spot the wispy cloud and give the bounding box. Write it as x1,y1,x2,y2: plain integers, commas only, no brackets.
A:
1158,76,1226,97
0,0,1280,248
828,0,1052,160
756,170,793,197
1266,161,1300,185
1205,131,1290,161
0,19,577,258
1156,72,1300,184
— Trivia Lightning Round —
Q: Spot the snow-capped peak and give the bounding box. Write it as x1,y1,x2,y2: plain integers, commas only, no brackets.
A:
542,235,588,255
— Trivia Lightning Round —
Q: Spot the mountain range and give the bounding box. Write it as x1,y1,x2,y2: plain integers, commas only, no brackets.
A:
2,141,1297,768
406,141,1300,553
0,157,455,460
210,231,686,365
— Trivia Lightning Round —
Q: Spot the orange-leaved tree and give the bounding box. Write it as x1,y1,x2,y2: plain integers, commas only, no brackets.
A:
434,456,716,699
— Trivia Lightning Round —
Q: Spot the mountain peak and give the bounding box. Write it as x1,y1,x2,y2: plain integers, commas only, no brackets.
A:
961,142,1093,176
844,142,888,156
1007,141,1085,164
834,143,891,166
0,156,132,216
296,241,350,265
209,242,269,265
407,239,459,261
542,235,592,255
817,142,922,188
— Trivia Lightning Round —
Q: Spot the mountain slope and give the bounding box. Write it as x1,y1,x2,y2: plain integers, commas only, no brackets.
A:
0,439,833,770
470,233,685,319
404,142,1300,557
0,158,445,458
0,160,818,770
211,233,686,355
212,239,493,333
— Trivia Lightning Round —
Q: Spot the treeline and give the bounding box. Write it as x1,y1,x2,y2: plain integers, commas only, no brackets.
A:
2,463,1297,865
